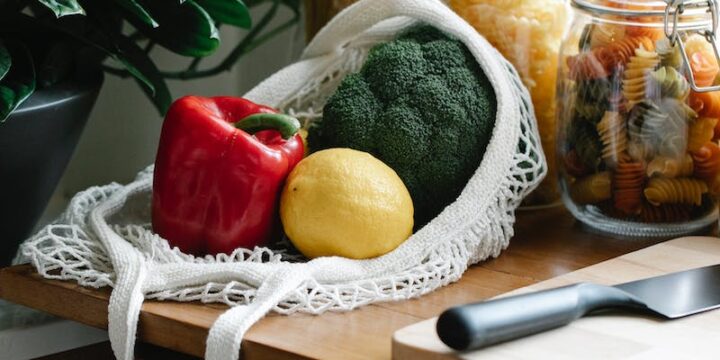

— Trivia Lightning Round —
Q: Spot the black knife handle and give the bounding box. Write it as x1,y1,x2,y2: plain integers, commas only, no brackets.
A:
436,283,645,351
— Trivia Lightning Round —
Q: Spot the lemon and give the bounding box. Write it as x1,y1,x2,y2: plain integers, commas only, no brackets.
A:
280,148,414,259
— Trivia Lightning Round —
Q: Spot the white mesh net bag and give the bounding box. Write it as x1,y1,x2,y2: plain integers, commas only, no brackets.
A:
17,0,545,359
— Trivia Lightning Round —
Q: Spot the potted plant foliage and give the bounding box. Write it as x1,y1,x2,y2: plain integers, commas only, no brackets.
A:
0,0,300,266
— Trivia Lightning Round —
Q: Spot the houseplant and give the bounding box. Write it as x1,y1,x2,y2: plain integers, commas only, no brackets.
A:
0,0,300,266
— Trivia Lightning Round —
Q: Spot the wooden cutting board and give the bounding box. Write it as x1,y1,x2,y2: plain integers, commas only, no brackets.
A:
392,236,720,360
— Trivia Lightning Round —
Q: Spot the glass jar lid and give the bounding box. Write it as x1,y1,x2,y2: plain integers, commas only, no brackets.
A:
572,0,714,19
572,1,720,92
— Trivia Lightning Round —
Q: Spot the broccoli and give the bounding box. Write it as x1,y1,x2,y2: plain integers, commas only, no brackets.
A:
309,25,497,226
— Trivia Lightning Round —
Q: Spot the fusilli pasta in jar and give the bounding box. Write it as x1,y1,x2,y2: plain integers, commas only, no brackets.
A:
558,0,720,237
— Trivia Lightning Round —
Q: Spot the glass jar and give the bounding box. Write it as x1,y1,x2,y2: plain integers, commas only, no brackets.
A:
558,0,720,237
449,0,570,207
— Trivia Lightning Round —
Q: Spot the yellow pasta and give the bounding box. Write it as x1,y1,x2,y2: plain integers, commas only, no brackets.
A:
646,154,694,178
596,111,628,168
687,117,719,152
570,171,612,204
643,178,708,206
449,0,568,203
623,46,660,106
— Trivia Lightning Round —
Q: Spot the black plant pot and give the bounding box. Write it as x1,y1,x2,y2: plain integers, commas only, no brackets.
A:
0,72,103,266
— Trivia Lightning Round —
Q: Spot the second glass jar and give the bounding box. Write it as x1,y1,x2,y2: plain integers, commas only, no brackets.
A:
558,0,720,237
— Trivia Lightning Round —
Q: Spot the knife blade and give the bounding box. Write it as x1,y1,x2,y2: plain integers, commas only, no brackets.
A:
436,264,720,351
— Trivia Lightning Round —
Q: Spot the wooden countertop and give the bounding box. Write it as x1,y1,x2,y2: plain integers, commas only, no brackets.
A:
0,206,690,359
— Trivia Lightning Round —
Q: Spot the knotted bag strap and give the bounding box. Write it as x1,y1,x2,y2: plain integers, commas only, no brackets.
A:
205,264,310,360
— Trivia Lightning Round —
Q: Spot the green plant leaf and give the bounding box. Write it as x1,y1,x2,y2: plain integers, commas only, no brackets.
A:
112,0,158,28
0,41,36,122
196,0,251,28
35,0,85,17
7,12,171,114
134,0,220,57
37,40,75,88
0,40,10,81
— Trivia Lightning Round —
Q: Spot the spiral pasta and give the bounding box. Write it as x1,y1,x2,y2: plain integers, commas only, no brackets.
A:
644,177,708,206
613,160,645,214
568,36,655,80
688,117,718,152
570,120,603,170
561,13,720,225
570,171,612,204
648,66,689,100
574,78,614,122
611,36,656,62
577,78,614,103
709,173,720,195
689,51,719,87
639,203,693,223
689,91,720,140
689,91,720,118
589,23,626,49
684,33,718,68
567,47,616,80
574,100,607,123
625,26,664,42
623,47,660,106
564,149,590,177
646,154,694,178
661,97,697,126
596,111,628,167
656,37,682,69
627,100,661,142
657,98,695,158
627,142,654,161
691,142,720,182
627,99,666,159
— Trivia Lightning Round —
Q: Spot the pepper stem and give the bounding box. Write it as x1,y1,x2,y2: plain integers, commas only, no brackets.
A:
234,113,301,140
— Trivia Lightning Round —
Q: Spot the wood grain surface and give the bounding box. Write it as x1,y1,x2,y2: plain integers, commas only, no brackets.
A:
392,236,720,360
0,207,703,359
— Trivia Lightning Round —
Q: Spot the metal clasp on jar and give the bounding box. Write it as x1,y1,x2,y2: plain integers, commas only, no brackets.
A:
665,0,720,92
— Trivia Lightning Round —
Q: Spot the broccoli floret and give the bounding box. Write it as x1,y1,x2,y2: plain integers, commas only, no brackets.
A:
318,73,381,150
363,41,426,102
309,25,497,226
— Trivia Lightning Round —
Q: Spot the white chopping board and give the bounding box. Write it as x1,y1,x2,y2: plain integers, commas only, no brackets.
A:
392,236,720,360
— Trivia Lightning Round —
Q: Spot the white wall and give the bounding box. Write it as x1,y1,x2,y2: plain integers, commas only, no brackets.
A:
41,4,304,223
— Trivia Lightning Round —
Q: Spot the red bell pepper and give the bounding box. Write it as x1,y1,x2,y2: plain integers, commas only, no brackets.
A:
152,96,304,255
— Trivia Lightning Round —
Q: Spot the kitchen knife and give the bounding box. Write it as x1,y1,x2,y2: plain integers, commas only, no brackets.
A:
436,264,720,351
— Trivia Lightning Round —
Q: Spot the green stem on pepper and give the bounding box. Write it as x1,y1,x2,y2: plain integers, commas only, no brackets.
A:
234,113,300,140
